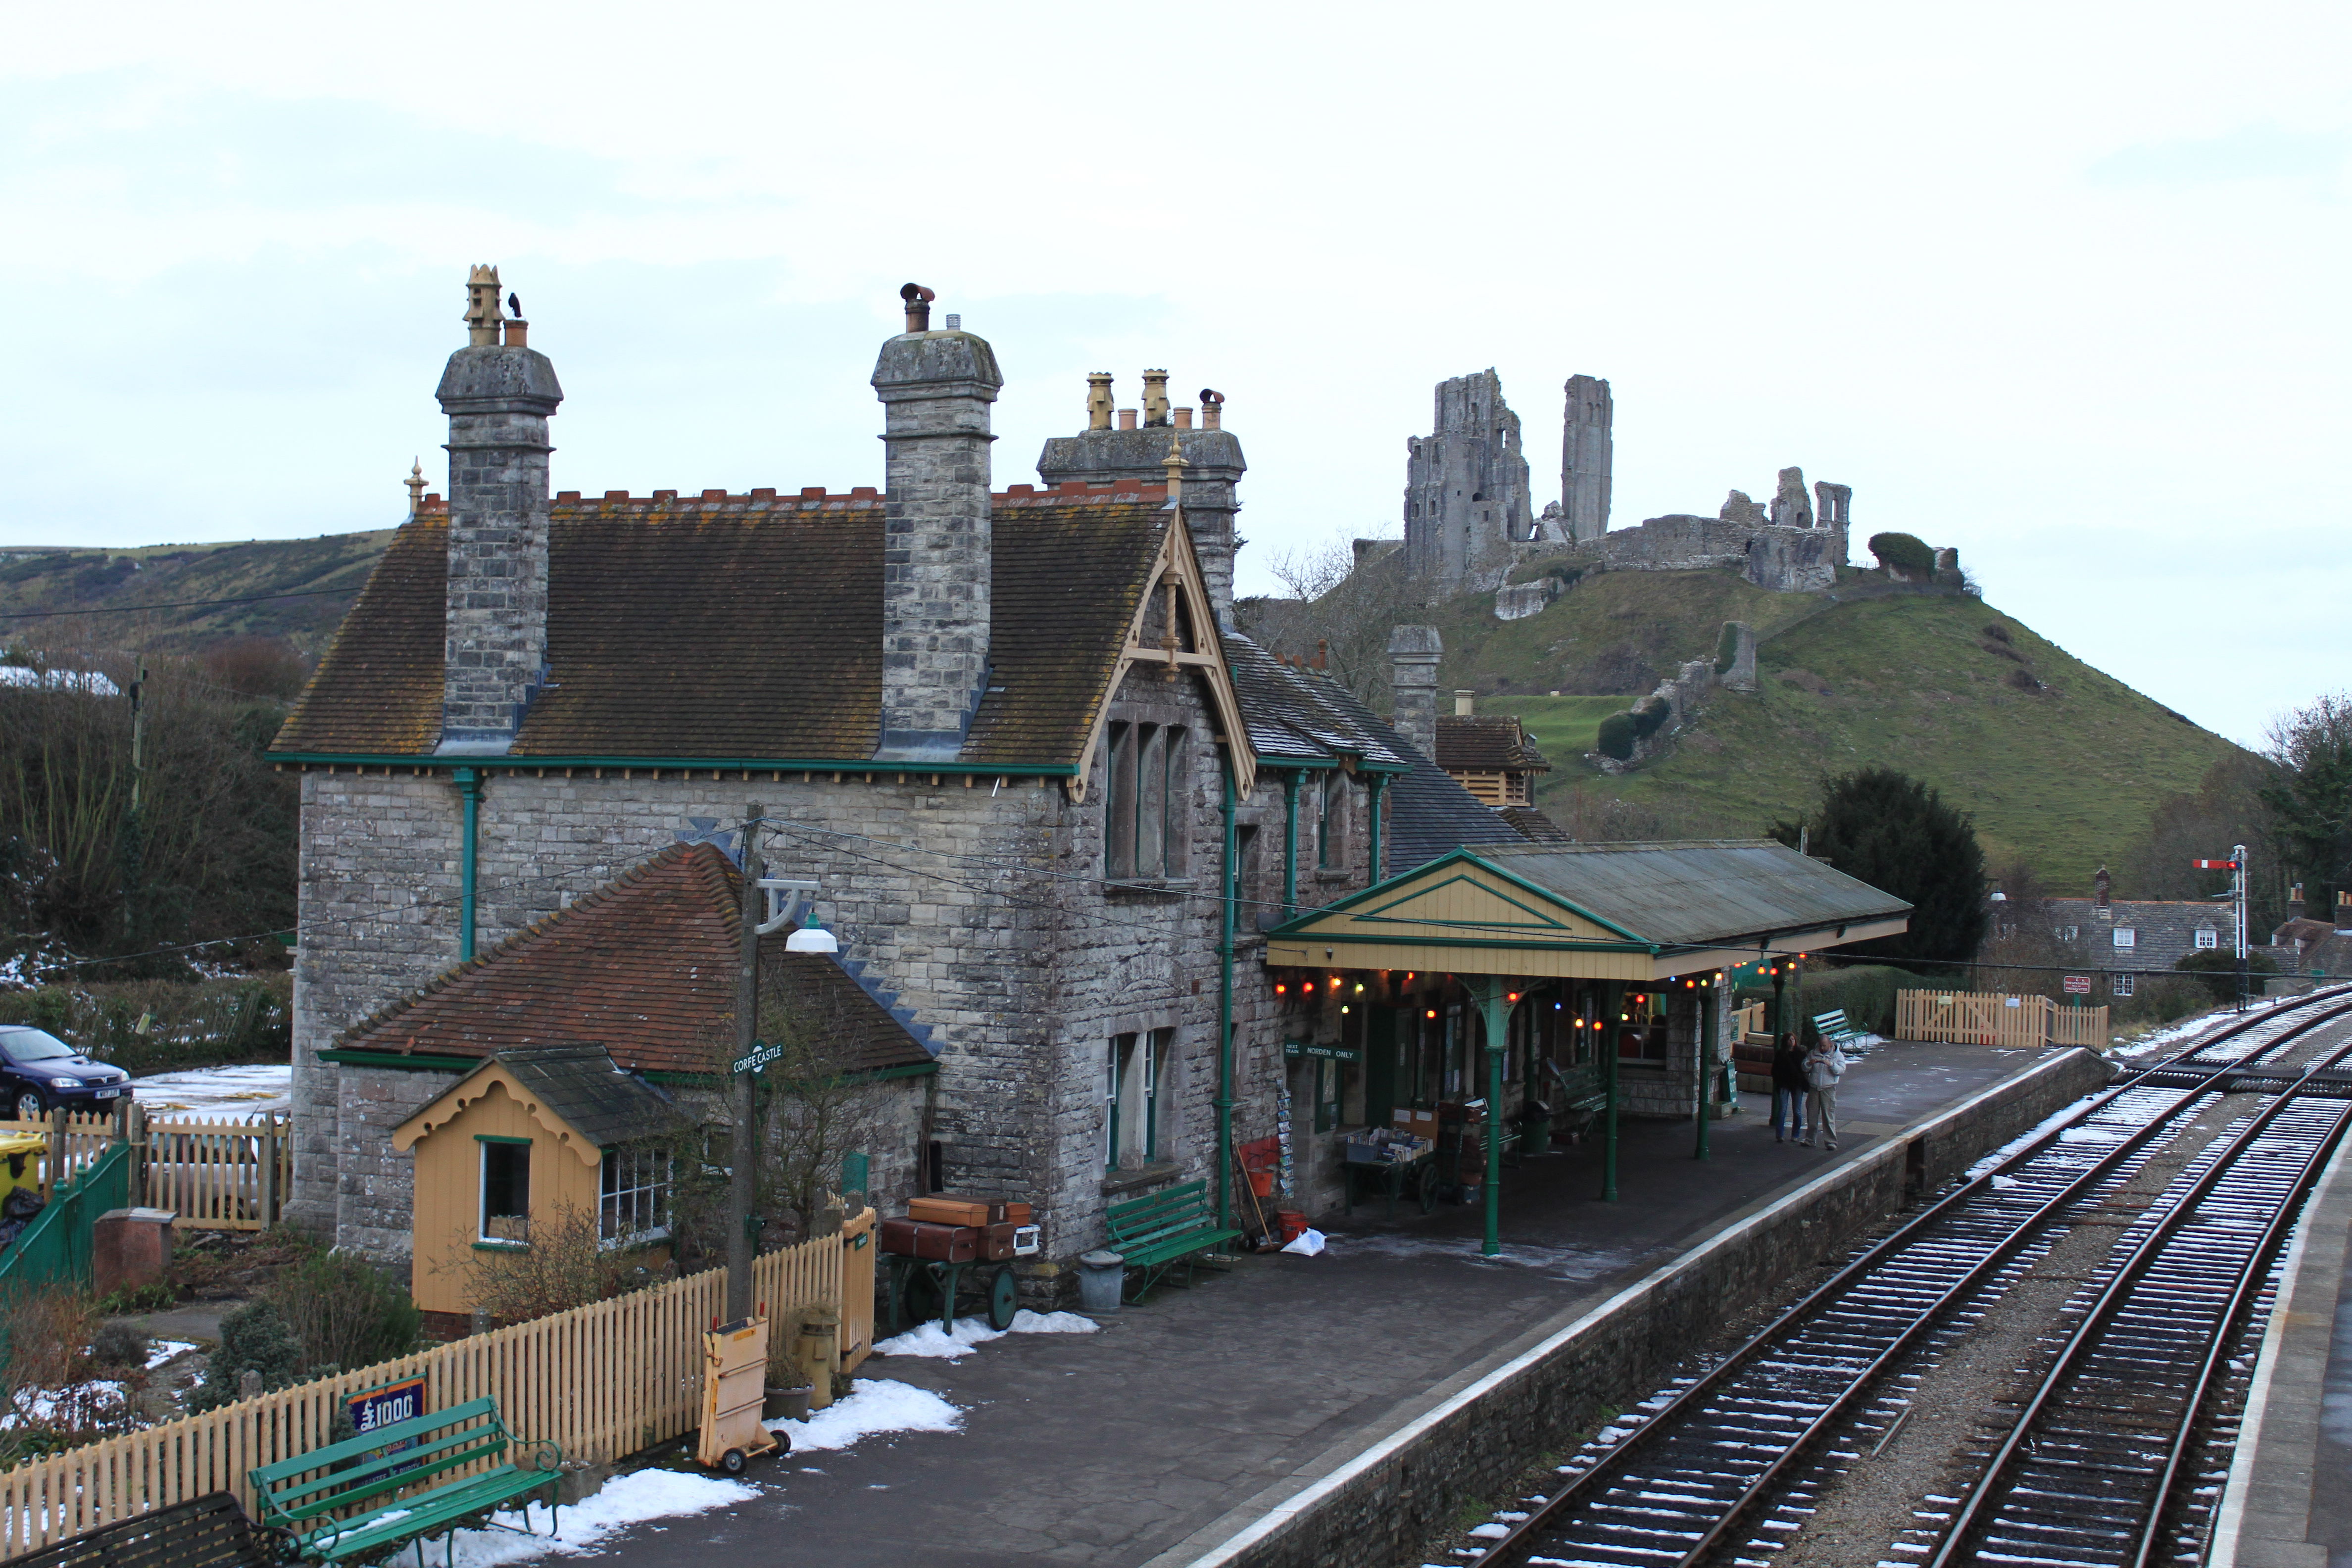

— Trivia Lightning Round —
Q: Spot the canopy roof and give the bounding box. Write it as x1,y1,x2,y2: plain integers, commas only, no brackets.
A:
1265,839,1911,981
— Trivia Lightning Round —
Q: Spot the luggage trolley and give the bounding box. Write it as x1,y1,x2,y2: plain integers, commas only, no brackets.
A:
879,1202,1040,1336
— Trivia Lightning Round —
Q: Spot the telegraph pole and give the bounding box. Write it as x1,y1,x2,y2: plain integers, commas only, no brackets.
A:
726,803,763,1322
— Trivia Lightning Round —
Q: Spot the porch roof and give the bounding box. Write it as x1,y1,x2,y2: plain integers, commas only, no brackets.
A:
1264,839,1911,981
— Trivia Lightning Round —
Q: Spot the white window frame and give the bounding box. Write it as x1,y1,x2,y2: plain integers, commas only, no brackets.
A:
2112,927,2137,949
2112,973,2136,997
598,1142,674,1249
2195,928,2219,950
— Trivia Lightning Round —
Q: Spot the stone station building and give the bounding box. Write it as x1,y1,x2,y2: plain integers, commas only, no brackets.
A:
271,275,1553,1295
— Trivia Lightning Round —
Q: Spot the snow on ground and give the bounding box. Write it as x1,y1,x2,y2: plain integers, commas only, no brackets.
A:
422,1469,756,1568
128,1064,290,1117
143,1340,198,1370
764,1378,963,1451
872,1308,1100,1360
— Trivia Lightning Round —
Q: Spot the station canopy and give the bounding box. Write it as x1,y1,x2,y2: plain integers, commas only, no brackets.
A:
1266,839,1911,979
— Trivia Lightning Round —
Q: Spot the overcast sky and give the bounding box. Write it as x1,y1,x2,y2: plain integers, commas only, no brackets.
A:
2,1,2343,746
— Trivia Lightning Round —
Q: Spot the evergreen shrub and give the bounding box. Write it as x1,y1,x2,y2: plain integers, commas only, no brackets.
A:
1596,712,1636,760
1867,532,1936,574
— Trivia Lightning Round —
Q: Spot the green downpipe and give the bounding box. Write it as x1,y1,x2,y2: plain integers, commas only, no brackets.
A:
1216,761,1238,1231
455,767,483,961
1602,980,1621,1202
1281,770,1300,916
1477,978,1509,1257
1367,774,1387,882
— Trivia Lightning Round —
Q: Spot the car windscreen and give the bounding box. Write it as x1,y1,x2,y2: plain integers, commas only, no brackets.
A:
0,1029,77,1062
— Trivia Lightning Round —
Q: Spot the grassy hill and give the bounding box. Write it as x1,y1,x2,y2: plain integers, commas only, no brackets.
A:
1409,567,2243,892
0,531,395,658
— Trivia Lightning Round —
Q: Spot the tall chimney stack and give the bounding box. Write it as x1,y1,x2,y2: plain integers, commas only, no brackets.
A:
435,265,561,753
1388,626,1443,760
872,284,1002,761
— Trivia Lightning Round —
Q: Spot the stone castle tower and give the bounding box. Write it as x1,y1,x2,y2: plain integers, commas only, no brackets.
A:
1402,371,1533,584
1561,373,1613,544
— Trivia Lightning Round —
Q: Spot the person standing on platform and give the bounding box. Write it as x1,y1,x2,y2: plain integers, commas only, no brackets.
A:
1771,1032,1810,1144
1803,1029,1848,1151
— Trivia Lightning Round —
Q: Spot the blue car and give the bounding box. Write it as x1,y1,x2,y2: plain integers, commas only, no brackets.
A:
0,1027,133,1122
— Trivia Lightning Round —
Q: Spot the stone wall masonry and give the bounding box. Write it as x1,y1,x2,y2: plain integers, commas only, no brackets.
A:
1161,1046,2116,1568
291,660,1379,1289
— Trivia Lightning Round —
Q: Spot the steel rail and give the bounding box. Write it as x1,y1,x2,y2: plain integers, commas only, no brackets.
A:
1478,986,2352,1568
1924,1043,2352,1568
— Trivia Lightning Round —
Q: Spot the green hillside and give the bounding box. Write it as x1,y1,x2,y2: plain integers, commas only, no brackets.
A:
0,531,395,657
1414,568,2242,892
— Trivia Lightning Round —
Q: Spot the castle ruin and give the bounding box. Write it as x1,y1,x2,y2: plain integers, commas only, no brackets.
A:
1397,369,1851,605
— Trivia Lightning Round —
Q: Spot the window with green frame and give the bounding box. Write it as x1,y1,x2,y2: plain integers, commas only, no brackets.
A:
1106,1028,1172,1170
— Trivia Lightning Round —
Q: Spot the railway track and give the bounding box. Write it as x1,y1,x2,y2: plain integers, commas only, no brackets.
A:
1473,988,2352,1568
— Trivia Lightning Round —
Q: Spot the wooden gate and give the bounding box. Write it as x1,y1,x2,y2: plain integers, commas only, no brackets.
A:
1895,990,2109,1049
0,1110,290,1229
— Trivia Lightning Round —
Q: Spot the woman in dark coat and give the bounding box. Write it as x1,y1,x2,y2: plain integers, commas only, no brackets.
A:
1771,1031,1811,1144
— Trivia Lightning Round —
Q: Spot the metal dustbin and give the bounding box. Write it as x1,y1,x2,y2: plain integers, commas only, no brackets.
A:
1519,1100,1553,1156
1077,1249,1125,1313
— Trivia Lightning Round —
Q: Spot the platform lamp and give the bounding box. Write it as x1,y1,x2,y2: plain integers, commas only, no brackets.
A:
723,860,836,1322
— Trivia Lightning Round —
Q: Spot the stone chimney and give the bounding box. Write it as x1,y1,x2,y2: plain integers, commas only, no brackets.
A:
2093,866,2112,909
1388,626,1442,760
1037,379,1246,631
435,265,562,754
1454,690,1475,717
872,283,1003,761
1086,373,1114,431
1141,370,1170,427
2288,882,2305,923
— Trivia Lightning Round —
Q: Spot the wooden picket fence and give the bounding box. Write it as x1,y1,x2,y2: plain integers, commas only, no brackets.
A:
1895,990,2109,1050
0,1215,871,1558
0,1112,291,1231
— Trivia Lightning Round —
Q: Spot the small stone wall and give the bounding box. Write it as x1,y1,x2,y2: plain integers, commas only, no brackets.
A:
1174,1046,2116,1568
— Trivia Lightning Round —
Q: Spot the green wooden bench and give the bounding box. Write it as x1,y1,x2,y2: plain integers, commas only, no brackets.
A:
250,1397,562,1567
1105,1180,1240,1301
1545,1061,1610,1141
1812,1010,1870,1053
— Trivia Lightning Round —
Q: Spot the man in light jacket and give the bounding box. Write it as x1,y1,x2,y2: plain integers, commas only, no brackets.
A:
1802,1032,1848,1151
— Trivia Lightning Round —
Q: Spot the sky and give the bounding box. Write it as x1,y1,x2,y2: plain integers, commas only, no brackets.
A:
0,0,2344,747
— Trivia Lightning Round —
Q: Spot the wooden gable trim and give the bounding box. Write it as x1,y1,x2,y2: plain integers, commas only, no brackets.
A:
392,1061,602,1165
1067,509,1258,801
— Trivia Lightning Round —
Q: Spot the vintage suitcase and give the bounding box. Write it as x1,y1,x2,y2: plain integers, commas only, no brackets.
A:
909,1197,999,1227
879,1218,979,1262
974,1221,1019,1262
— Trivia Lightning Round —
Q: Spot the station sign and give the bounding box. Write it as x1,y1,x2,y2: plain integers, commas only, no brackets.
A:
1282,1040,1362,1063
2062,976,2092,995
347,1374,427,1473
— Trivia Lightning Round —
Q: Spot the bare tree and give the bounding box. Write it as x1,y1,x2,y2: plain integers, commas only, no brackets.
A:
1237,530,1425,712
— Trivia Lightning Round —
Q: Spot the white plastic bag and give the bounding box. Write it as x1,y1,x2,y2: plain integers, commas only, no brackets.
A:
1280,1227,1326,1257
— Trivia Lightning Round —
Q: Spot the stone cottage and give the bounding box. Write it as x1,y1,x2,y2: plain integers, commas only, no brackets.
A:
271,273,1536,1291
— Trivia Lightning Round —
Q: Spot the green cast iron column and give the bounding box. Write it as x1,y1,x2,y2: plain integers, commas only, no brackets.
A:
1476,976,1511,1257
1602,980,1621,1202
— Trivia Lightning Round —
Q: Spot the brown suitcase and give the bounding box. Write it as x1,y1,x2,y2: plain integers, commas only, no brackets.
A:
879,1218,978,1262
909,1197,997,1227
1001,1202,1033,1225
974,1221,1018,1262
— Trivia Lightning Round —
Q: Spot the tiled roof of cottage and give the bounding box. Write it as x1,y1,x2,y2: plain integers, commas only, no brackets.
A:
1498,805,1570,842
335,841,934,1076
1435,714,1551,773
2044,897,2235,973
271,483,1173,764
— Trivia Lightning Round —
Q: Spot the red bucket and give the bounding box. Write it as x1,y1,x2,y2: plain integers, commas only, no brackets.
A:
1249,1169,1275,1199
1274,1209,1309,1244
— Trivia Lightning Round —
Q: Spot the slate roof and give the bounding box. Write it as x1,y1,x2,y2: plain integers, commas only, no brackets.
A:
1498,805,1570,842
336,840,935,1076
1435,714,1551,773
1218,635,1528,876
1476,839,1912,948
271,483,1172,765
475,1045,674,1152
2045,897,2236,973
1223,635,1412,769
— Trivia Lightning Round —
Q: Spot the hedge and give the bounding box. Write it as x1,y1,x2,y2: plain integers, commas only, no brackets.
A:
1867,532,1936,574
1629,695,1670,739
1714,622,1742,675
1596,711,1636,760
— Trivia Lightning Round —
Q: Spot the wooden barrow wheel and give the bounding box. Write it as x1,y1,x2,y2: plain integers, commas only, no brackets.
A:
1416,1161,1441,1215
986,1264,1019,1331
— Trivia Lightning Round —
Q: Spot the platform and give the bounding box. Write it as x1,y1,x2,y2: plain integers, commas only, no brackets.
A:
592,1041,2088,1568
